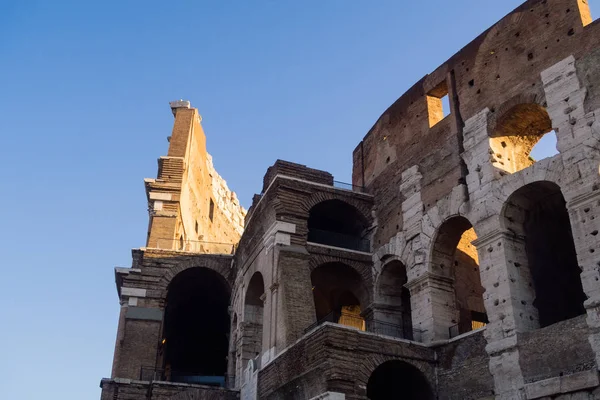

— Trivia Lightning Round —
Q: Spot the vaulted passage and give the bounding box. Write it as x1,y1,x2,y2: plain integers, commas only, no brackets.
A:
242,272,265,368
367,360,435,400
162,267,230,386
503,181,586,328
311,262,367,330
307,200,370,252
432,216,486,337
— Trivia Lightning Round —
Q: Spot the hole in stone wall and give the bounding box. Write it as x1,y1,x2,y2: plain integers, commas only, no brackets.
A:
427,80,451,127
490,103,556,174
209,198,215,222
530,130,558,161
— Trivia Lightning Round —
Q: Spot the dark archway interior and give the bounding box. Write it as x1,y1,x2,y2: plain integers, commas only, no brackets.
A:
311,262,366,324
377,260,413,339
505,181,586,327
163,267,230,382
307,200,370,252
367,360,435,400
243,272,265,366
432,217,486,335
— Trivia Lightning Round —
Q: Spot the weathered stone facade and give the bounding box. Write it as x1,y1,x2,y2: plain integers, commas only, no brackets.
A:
101,1,600,399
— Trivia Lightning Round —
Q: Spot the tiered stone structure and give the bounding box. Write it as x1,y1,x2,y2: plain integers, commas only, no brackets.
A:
101,1,600,399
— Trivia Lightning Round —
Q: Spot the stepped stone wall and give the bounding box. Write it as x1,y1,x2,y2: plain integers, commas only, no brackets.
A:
145,100,246,253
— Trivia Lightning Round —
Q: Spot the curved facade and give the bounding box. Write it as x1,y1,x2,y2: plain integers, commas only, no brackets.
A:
101,1,600,399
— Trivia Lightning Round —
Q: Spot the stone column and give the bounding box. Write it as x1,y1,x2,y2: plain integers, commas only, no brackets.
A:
275,246,316,348
264,282,279,363
406,272,456,342
568,191,600,368
474,229,535,400
400,165,459,342
541,55,588,153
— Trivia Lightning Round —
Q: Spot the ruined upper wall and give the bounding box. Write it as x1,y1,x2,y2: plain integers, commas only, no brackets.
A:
352,0,598,246
144,101,246,252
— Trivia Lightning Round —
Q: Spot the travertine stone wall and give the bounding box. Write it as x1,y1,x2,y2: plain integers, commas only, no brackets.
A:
354,1,600,399
109,249,235,381
102,2,600,400
145,101,246,252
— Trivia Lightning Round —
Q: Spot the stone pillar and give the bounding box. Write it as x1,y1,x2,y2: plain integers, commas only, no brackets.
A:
541,55,588,153
474,229,534,400
406,272,456,342
568,191,600,368
263,282,279,364
461,107,497,193
275,246,316,348
111,288,163,380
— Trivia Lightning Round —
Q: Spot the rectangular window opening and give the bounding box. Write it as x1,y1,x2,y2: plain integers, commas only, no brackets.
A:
209,199,215,222
426,80,451,127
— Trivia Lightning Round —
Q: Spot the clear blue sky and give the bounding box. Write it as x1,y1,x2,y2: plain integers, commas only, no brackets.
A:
0,1,597,399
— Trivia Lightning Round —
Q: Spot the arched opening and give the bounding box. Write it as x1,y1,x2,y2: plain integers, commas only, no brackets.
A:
311,262,367,330
242,272,265,369
366,360,434,400
490,103,556,174
307,200,370,252
432,216,486,337
503,181,586,328
163,267,230,386
373,260,413,339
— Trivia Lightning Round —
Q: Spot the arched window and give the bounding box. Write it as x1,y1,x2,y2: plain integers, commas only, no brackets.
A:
432,216,486,337
311,262,367,330
374,260,413,339
242,272,265,369
162,267,230,386
490,103,556,174
307,200,370,252
502,181,586,328
367,360,434,400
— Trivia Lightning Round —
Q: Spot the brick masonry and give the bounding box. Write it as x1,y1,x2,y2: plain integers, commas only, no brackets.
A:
101,1,600,399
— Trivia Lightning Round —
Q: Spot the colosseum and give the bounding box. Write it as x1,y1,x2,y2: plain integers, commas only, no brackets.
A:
100,0,600,399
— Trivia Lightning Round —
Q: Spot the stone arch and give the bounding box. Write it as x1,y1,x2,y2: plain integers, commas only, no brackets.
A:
487,92,547,134
430,215,486,337
157,255,234,294
310,262,369,330
241,272,266,369
361,358,435,400
306,198,371,252
371,258,414,339
300,191,372,222
501,180,586,329
161,267,231,385
488,100,555,174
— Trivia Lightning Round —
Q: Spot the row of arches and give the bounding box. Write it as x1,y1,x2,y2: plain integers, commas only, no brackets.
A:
306,180,586,338
154,180,586,389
